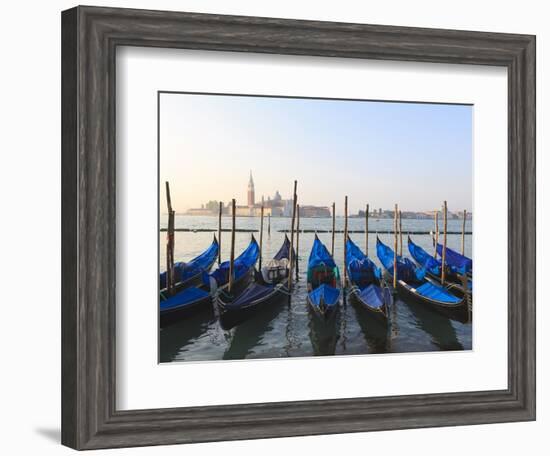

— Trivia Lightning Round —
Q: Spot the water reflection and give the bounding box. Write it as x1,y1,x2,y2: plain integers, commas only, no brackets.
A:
159,307,215,362
403,298,464,351
351,302,390,353
308,309,341,356
222,296,286,360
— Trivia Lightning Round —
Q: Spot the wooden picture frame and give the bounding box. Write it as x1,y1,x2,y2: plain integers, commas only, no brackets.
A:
61,5,535,450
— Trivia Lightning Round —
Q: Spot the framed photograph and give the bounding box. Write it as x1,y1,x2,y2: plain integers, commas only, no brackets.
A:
61,6,535,450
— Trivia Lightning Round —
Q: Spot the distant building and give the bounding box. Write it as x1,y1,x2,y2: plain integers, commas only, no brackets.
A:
299,205,331,218
351,208,472,220
188,172,347,217
247,171,255,207
186,208,215,216
231,205,275,217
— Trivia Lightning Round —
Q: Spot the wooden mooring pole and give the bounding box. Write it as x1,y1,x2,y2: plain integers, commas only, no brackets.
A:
399,209,403,257
433,209,439,258
441,201,448,284
268,213,271,236
393,204,398,289
331,202,336,257
287,181,298,291
296,204,300,280
218,201,222,264
259,204,264,270
344,196,348,287
365,203,369,256
461,209,466,256
228,199,236,294
165,182,175,296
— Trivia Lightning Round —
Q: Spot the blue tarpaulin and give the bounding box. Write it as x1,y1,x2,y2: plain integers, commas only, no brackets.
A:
308,236,336,270
436,243,472,275
273,235,292,261
357,284,384,309
376,237,426,282
211,236,259,286
414,282,461,304
160,286,210,311
222,283,276,310
308,283,341,309
160,236,219,289
408,236,441,276
346,237,381,287
307,236,340,287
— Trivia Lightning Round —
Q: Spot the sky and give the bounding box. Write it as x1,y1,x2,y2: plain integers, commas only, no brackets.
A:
159,92,472,215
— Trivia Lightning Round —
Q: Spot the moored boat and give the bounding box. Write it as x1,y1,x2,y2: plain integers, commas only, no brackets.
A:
408,236,472,297
216,236,291,330
346,236,392,321
377,237,468,322
306,235,342,321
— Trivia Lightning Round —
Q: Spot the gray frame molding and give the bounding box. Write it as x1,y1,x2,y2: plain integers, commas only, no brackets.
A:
61,6,535,450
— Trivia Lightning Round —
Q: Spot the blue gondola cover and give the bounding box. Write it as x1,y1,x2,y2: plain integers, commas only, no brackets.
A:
376,237,426,282
273,235,292,261
160,286,210,311
436,243,472,275
356,284,385,309
308,283,341,309
160,236,219,288
308,236,337,270
346,238,381,286
408,237,442,276
211,236,259,286
222,283,276,310
413,282,462,304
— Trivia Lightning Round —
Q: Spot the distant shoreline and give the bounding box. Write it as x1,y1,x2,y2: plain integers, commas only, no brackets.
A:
161,214,472,221
159,228,473,235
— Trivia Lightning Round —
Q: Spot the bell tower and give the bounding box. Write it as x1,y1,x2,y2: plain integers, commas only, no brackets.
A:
247,171,255,207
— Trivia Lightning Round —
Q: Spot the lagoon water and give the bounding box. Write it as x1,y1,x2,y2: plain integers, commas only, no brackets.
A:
159,215,472,363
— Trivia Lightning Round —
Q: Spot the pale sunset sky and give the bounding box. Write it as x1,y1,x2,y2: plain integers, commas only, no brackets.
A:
159,92,472,215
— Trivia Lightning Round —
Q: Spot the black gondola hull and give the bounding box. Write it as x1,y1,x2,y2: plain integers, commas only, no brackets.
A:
348,290,388,323
306,294,341,323
160,294,213,328
217,285,288,330
345,278,390,323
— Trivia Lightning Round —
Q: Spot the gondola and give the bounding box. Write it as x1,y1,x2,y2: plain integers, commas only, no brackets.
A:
159,272,213,327
376,237,468,322
159,235,219,294
408,236,472,297
306,235,342,321
215,236,292,330
345,236,392,321
210,235,259,295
